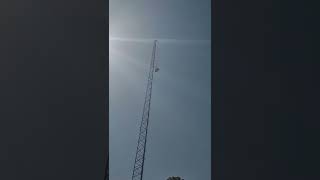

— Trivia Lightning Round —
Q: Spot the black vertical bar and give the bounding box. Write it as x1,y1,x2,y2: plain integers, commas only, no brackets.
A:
0,0,109,180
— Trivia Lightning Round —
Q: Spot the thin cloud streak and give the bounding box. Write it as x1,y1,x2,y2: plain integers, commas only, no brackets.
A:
110,36,211,44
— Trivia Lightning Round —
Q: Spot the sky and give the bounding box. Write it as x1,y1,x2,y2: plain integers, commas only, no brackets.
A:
109,0,211,180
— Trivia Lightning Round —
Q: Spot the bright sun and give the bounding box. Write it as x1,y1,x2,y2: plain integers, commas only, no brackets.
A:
109,35,115,51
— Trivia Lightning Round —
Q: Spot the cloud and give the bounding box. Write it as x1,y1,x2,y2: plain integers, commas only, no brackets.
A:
109,37,211,44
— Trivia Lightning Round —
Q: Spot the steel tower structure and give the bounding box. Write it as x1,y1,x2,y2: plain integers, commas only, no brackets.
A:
131,40,159,180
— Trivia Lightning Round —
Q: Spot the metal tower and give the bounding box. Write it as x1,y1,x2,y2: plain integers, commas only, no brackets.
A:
131,40,159,180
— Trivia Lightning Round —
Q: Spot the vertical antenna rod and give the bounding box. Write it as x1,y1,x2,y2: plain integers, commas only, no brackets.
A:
131,40,158,180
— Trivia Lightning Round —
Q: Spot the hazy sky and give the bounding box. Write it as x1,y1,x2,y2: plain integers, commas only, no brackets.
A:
109,0,211,180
